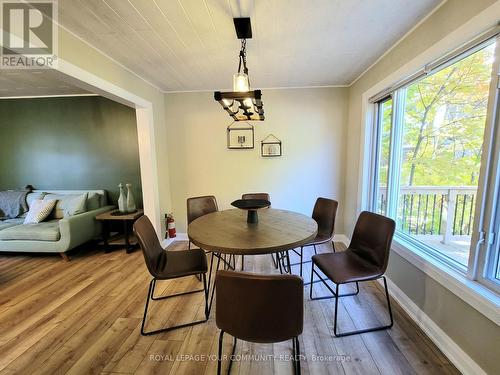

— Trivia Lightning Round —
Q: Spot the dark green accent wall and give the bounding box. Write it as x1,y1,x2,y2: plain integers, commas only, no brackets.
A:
0,96,142,207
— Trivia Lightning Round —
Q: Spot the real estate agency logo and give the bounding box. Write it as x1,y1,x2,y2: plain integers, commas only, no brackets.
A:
1,0,58,69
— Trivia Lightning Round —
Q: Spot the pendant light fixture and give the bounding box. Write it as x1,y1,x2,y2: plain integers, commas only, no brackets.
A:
214,17,264,121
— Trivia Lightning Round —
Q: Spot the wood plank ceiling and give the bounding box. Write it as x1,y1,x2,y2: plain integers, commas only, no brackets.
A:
57,0,442,92
0,70,91,97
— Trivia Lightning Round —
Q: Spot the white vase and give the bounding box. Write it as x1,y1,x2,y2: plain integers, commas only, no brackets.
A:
118,183,126,213
126,183,136,212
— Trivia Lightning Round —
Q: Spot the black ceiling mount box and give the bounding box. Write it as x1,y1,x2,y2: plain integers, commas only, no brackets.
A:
233,17,252,39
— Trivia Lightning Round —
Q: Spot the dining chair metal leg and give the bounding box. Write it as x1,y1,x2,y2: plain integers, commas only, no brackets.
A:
278,253,284,274
207,252,230,287
210,252,233,270
289,246,310,272
333,276,393,337
241,255,245,271
286,251,292,274
288,244,335,282
230,254,236,270
207,252,216,292
150,278,205,301
217,330,224,375
207,252,222,316
217,330,237,375
299,247,303,277
141,275,208,336
309,263,359,300
276,250,296,274
302,260,331,287
292,336,301,375
309,264,314,299
271,253,279,269
278,251,291,274
203,274,209,319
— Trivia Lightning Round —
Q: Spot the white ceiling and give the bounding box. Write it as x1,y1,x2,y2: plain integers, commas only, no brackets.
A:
56,0,442,92
0,69,91,97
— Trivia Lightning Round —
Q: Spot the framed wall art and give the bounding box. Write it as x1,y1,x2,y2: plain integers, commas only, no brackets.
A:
261,134,282,157
227,122,254,149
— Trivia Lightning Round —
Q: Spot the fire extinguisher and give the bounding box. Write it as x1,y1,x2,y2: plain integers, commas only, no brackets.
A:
165,213,176,239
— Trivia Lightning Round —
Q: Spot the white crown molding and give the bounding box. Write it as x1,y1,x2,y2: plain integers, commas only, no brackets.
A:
164,85,350,94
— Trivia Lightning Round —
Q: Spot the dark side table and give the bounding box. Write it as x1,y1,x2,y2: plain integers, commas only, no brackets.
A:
96,209,144,253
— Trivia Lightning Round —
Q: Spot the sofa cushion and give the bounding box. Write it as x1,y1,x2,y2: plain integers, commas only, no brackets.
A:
0,218,24,231
0,220,60,241
86,193,101,210
44,193,87,218
24,199,57,224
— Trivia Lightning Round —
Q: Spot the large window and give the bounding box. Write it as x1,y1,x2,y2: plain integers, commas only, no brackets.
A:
374,97,392,216
370,35,500,293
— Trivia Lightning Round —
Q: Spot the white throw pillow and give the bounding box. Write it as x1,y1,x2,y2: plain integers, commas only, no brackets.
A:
23,199,57,224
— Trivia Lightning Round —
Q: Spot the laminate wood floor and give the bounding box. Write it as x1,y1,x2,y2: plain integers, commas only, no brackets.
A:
0,241,460,375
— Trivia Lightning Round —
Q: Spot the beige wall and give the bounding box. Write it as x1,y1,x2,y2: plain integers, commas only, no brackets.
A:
345,0,500,373
164,88,348,233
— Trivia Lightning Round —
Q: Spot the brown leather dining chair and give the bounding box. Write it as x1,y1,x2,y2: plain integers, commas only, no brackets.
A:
187,195,219,250
134,215,209,336
186,194,234,299
216,270,303,375
310,211,395,337
281,198,338,279
241,193,272,270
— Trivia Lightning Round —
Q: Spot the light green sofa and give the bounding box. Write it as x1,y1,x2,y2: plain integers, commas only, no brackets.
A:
0,190,114,260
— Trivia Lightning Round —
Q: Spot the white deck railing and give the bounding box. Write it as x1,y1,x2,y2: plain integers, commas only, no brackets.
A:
378,186,477,244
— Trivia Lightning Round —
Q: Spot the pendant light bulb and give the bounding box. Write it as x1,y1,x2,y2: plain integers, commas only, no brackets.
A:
233,72,250,92
243,98,253,108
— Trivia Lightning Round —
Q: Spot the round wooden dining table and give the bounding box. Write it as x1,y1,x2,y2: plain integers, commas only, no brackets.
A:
188,208,317,316
188,208,318,255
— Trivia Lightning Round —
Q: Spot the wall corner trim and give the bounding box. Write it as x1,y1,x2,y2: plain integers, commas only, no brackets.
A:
379,277,487,375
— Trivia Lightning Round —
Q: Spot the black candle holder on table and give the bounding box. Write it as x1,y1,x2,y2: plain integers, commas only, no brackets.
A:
231,199,271,223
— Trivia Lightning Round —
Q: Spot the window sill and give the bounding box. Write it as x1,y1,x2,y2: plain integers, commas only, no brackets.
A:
391,235,500,326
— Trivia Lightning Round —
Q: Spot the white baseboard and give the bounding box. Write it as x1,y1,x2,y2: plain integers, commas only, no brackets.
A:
333,234,349,246
379,277,486,375
162,233,188,248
